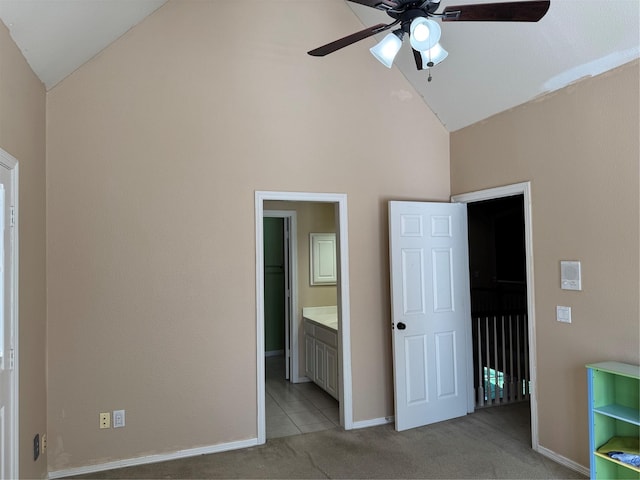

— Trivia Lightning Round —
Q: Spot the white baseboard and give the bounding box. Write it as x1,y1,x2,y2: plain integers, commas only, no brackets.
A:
351,416,394,429
47,437,258,479
537,445,590,477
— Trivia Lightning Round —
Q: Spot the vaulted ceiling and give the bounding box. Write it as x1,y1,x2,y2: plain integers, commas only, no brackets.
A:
1,0,638,131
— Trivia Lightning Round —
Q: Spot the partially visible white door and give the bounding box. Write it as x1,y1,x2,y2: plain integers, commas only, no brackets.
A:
0,157,16,479
283,218,291,380
389,201,471,431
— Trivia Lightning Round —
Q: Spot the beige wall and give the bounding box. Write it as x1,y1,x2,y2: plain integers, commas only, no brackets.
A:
0,21,47,479
450,60,640,468
264,200,337,377
45,0,449,471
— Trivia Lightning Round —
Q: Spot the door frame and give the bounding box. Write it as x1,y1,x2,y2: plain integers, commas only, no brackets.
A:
0,147,19,479
255,191,353,444
263,210,298,381
451,181,538,450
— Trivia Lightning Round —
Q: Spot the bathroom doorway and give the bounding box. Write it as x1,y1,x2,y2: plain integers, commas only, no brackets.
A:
263,205,340,439
255,191,353,445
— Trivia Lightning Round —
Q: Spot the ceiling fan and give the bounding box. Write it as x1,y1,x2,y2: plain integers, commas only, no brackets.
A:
308,0,550,74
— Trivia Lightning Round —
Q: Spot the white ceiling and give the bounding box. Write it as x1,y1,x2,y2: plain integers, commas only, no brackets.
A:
0,0,167,89
0,0,638,131
348,0,640,130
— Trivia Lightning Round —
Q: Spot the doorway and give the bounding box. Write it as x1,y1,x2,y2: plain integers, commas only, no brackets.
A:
467,195,529,408
263,206,339,438
255,191,353,445
452,181,538,449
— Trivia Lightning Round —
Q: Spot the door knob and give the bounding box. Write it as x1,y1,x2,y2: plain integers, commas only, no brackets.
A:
397,322,406,330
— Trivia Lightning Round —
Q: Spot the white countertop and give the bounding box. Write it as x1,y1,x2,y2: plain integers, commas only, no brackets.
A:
302,306,338,331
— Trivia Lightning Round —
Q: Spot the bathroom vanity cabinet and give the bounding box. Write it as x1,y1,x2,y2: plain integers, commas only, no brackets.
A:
303,307,339,400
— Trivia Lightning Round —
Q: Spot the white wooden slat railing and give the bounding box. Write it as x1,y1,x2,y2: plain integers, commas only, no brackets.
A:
474,314,529,408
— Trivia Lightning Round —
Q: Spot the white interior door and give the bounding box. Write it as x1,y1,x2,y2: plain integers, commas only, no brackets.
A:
389,201,472,431
0,159,16,479
283,217,291,380
0,183,8,478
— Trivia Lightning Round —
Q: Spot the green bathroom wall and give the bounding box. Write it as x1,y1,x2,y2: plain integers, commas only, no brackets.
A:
264,217,285,353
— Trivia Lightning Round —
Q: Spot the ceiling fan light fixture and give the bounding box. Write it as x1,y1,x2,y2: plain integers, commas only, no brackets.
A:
413,23,430,42
409,17,441,51
420,43,448,68
369,30,404,68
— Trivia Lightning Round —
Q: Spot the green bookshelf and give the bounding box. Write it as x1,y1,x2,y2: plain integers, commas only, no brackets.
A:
587,362,640,480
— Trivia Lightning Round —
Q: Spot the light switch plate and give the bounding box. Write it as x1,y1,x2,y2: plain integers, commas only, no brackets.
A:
556,306,572,323
561,261,582,291
113,410,125,428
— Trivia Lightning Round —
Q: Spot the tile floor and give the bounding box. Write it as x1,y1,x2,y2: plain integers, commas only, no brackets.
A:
266,355,340,439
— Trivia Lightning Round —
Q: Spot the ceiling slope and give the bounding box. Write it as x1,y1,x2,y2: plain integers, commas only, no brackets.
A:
347,0,640,130
0,0,638,131
0,0,168,89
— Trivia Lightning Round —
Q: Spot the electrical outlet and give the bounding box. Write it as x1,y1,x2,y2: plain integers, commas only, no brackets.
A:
99,412,111,429
33,434,40,461
113,409,125,428
42,433,47,452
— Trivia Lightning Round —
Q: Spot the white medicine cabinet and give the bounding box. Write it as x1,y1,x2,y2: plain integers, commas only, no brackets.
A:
310,233,336,285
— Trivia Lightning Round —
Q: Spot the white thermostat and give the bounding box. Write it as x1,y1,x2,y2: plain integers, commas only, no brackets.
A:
560,261,582,291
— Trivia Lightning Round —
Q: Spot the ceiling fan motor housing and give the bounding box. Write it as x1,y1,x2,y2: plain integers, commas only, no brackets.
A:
391,8,435,32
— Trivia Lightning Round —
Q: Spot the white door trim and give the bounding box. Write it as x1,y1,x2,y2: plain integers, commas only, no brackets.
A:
263,210,299,382
451,181,538,450
255,191,353,444
0,147,19,480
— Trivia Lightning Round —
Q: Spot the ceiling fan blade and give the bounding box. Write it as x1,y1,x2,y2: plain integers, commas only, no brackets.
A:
412,49,423,70
308,23,392,57
346,0,401,10
442,0,550,22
